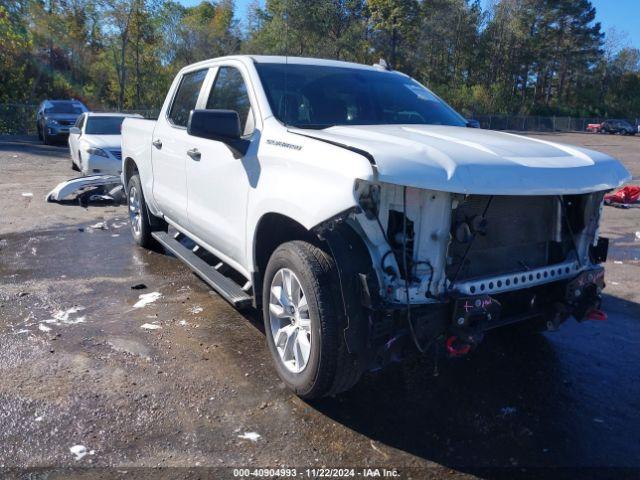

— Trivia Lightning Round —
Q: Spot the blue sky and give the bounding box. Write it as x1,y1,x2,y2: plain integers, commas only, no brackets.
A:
177,0,639,49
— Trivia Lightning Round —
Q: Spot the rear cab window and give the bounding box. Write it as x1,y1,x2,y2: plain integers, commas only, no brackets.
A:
168,69,208,127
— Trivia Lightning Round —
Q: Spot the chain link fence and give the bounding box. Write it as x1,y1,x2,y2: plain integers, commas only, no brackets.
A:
0,104,159,135
472,115,611,132
0,104,636,135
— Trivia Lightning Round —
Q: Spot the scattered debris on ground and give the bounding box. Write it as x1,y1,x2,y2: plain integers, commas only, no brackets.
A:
69,445,94,461
140,323,162,330
238,432,261,442
44,306,86,325
89,221,108,230
605,185,640,208
133,292,162,309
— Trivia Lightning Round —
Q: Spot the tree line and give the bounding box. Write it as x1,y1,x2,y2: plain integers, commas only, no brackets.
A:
1,0,639,118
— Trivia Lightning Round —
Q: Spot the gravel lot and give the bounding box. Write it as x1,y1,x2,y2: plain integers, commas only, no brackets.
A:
0,133,639,479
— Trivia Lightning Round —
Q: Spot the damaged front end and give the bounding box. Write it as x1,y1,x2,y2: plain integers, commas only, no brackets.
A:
316,181,610,372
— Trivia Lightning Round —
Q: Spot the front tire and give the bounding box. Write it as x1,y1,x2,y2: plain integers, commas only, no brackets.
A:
127,173,166,249
262,241,360,399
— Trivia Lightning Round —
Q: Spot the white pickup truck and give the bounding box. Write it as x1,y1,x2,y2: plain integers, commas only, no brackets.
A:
122,55,630,398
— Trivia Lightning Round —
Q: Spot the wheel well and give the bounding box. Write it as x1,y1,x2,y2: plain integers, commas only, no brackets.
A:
253,213,320,305
123,158,138,187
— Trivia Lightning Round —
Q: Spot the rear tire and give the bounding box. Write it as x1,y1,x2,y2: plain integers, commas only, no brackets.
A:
262,241,361,399
127,173,167,249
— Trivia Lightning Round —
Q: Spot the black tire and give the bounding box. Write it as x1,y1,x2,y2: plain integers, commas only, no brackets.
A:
262,241,361,399
37,124,43,141
43,128,50,145
126,173,167,249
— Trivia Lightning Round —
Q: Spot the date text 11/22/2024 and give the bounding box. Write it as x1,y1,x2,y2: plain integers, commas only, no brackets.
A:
232,467,401,477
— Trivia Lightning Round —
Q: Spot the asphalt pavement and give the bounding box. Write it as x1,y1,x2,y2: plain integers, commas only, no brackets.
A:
0,134,639,479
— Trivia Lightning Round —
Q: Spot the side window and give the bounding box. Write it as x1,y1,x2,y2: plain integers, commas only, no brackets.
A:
168,69,208,127
206,66,254,135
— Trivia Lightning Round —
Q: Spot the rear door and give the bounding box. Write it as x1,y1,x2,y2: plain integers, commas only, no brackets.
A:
185,64,258,271
151,68,208,226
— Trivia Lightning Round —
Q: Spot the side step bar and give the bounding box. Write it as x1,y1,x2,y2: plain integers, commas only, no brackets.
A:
151,231,252,309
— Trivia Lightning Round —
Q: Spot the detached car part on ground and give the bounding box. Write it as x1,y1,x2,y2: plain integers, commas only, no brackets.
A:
121,56,631,399
46,175,124,205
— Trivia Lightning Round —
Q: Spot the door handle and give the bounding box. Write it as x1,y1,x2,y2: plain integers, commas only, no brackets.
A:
187,148,201,161
152,139,162,149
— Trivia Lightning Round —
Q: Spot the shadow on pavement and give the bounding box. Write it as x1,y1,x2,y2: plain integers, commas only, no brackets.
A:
0,135,67,158
304,293,640,476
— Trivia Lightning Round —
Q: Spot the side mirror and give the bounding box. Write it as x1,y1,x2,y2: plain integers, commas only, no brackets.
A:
188,109,242,141
188,109,249,157
466,119,480,129
69,127,81,135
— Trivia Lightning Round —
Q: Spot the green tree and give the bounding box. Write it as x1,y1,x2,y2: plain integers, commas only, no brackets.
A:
367,0,419,69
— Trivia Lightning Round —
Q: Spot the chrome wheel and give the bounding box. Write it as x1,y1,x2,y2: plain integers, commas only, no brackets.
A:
269,268,312,374
128,184,142,237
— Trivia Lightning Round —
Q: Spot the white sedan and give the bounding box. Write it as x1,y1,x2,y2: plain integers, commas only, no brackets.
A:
68,113,142,176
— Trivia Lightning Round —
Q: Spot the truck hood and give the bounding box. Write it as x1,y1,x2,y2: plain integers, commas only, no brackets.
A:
291,125,631,195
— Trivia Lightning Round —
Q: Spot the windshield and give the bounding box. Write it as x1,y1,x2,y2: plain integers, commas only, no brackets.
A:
45,102,85,114
85,116,126,135
255,63,466,128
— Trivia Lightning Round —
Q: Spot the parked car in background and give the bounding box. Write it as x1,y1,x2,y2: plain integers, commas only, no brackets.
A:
600,119,636,135
586,123,603,133
466,118,481,128
36,100,88,144
69,112,142,176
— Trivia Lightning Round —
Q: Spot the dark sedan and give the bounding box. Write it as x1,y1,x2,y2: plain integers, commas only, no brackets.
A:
601,119,636,136
36,100,88,145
